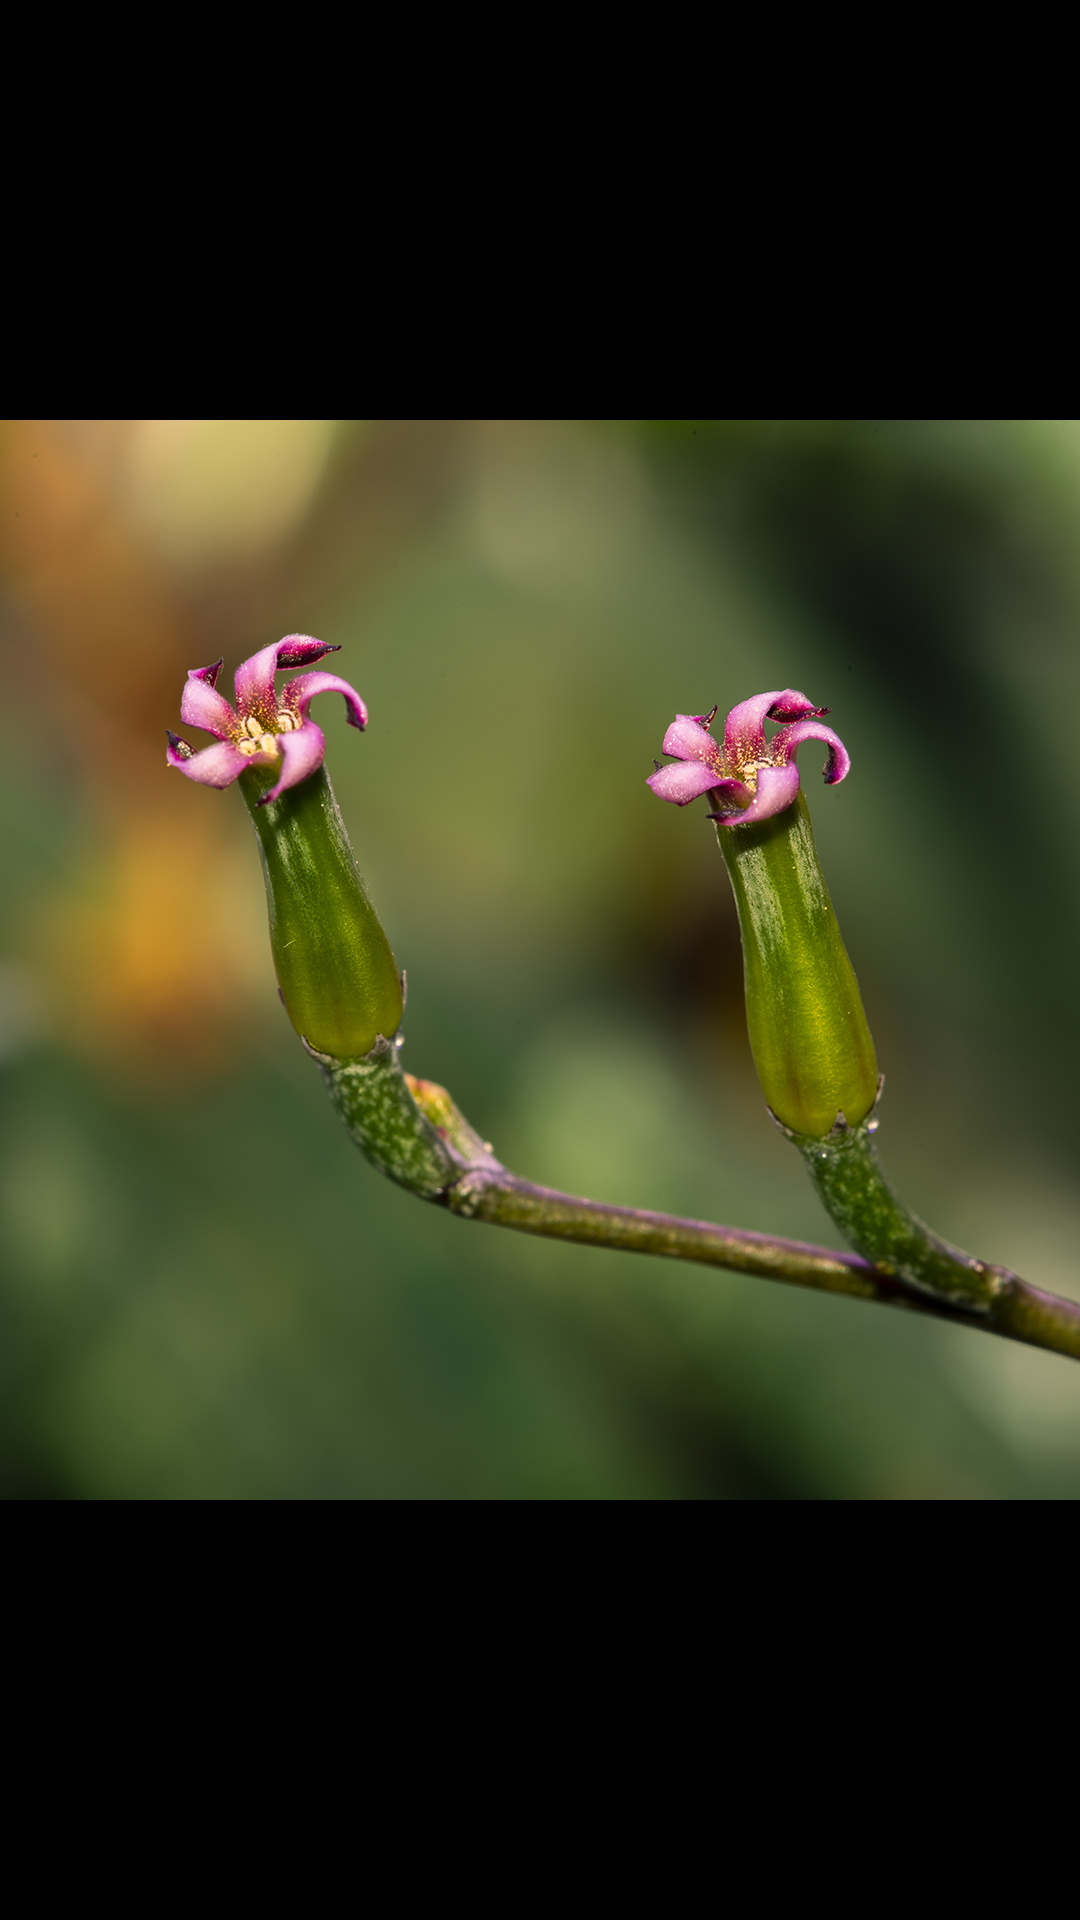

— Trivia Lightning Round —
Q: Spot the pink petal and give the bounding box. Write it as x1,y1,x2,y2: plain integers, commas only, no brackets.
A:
722,689,825,762
281,671,367,731
256,720,326,806
722,692,781,762
661,714,722,765
235,635,342,721
180,663,239,739
167,737,254,788
769,720,850,785
765,692,829,722
647,761,727,805
709,763,800,826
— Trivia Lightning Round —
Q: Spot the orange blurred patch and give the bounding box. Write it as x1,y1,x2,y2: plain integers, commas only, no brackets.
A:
1,421,277,1073
0,421,189,750
40,803,270,1073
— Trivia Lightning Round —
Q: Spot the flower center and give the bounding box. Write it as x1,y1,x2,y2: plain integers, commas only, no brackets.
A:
724,748,763,793
235,706,301,757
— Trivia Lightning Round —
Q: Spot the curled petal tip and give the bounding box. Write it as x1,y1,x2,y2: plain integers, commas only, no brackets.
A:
770,720,850,787
188,659,224,688
282,672,368,733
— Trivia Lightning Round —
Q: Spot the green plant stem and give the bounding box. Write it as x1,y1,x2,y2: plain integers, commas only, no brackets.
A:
446,1168,1080,1359
314,1040,1080,1363
778,1101,998,1307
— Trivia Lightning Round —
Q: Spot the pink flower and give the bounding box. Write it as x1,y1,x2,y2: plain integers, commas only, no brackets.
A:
646,689,850,826
166,636,367,807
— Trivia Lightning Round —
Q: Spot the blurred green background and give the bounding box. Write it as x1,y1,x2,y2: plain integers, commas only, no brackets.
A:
3,418,1080,1498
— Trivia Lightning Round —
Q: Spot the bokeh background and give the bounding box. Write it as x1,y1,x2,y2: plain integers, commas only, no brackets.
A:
3,418,1080,1499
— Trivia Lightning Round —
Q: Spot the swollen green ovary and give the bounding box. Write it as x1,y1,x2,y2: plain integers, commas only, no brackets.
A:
270,872,403,1061
243,767,404,1061
720,795,878,1139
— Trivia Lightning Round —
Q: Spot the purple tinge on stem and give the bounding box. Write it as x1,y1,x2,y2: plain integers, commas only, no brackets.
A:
646,689,849,826
166,635,369,806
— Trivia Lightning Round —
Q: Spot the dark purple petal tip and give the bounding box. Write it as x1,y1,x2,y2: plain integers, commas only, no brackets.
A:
767,694,829,721
277,640,341,668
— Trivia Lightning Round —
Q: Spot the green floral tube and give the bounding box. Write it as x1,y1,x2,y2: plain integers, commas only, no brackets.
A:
240,763,403,1061
715,792,878,1137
